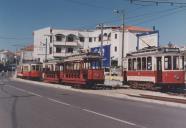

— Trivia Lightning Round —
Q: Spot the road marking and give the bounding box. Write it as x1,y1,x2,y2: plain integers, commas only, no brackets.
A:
6,84,142,127
83,108,136,126
47,98,70,106
5,85,42,97
28,91,42,97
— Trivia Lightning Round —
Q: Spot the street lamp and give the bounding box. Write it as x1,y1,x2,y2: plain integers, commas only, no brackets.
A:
113,9,125,85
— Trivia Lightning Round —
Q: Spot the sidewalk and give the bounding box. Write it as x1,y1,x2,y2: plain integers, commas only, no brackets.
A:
11,77,186,109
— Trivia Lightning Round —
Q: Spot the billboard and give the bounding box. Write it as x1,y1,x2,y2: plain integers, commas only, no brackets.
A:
136,31,159,50
91,45,110,67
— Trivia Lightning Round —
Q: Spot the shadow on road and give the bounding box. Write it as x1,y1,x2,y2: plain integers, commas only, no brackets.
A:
0,79,35,128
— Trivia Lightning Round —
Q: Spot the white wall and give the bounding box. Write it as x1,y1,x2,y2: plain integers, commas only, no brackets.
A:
33,27,158,67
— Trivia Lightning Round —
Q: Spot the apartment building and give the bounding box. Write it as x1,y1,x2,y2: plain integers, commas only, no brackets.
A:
33,25,158,67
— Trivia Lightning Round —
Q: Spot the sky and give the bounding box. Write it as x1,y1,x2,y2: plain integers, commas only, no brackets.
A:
0,0,186,51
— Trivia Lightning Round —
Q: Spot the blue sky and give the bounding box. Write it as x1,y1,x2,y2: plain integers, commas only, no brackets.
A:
0,0,186,51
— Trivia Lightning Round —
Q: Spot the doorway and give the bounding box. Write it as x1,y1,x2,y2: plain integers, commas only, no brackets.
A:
156,57,162,83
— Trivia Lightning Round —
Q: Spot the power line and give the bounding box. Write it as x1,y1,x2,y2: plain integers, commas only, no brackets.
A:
75,5,184,30
129,0,186,6
62,0,113,10
0,36,32,40
126,6,183,23
134,6,186,25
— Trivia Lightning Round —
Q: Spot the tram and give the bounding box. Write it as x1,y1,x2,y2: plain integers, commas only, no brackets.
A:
60,52,104,87
42,60,61,83
42,52,105,88
123,47,185,90
16,62,43,80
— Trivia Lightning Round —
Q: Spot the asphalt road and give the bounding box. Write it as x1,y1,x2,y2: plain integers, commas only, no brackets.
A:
0,76,186,128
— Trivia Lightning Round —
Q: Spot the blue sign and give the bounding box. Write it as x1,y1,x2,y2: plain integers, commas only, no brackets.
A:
91,45,110,67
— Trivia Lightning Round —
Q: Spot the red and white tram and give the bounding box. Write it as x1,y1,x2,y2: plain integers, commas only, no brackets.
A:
43,60,61,83
42,52,105,88
60,52,104,87
16,62,43,80
124,47,185,90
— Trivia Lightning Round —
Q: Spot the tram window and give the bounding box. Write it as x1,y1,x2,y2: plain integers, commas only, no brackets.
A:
91,61,100,69
55,65,60,71
74,63,80,70
137,58,141,70
60,65,64,71
180,56,184,70
182,56,184,69
142,57,146,70
36,65,40,71
173,56,179,70
128,59,132,70
147,57,152,70
164,56,172,70
23,66,29,71
133,58,137,70
32,65,36,71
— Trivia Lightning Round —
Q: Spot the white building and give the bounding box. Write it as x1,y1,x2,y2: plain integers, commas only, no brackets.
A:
20,44,34,63
33,25,158,67
0,50,15,65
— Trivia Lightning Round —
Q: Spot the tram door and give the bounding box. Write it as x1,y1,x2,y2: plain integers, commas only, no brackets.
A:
156,57,162,83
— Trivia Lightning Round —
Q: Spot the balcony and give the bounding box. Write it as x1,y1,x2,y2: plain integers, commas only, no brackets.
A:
53,41,79,46
53,52,75,57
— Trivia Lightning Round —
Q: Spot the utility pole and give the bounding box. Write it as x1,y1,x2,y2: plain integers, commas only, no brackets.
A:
45,38,48,62
100,23,104,67
114,9,125,85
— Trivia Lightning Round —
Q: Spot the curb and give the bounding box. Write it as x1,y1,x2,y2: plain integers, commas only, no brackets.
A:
11,77,186,109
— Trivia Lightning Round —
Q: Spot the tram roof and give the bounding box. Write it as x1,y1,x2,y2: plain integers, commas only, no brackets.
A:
19,61,42,65
63,52,101,62
126,46,180,57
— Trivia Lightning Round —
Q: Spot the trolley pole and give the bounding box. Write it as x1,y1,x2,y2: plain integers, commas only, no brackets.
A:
100,23,104,67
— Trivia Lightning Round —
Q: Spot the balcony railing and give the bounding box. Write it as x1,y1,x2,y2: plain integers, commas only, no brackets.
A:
53,52,75,57
53,41,79,46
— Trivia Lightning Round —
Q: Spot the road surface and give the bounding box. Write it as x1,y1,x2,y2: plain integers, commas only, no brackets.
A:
0,76,186,128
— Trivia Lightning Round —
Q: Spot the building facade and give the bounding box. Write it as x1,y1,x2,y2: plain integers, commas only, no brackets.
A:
0,50,15,65
20,44,34,63
33,25,158,67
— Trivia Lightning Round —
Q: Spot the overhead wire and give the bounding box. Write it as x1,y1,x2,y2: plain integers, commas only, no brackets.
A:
133,6,186,25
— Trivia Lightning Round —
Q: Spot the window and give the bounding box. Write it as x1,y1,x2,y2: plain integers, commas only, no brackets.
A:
36,65,40,71
94,37,96,42
50,36,52,43
23,66,29,71
164,56,172,70
137,58,141,70
90,60,101,69
142,57,146,70
108,33,111,40
128,59,132,70
49,47,52,54
133,58,137,70
67,48,73,53
173,56,179,70
115,34,117,39
79,37,84,42
66,34,76,42
98,35,101,42
89,37,92,42
55,34,64,42
147,57,152,70
181,56,184,69
56,47,61,53
74,63,80,70
115,46,117,52
32,65,36,71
